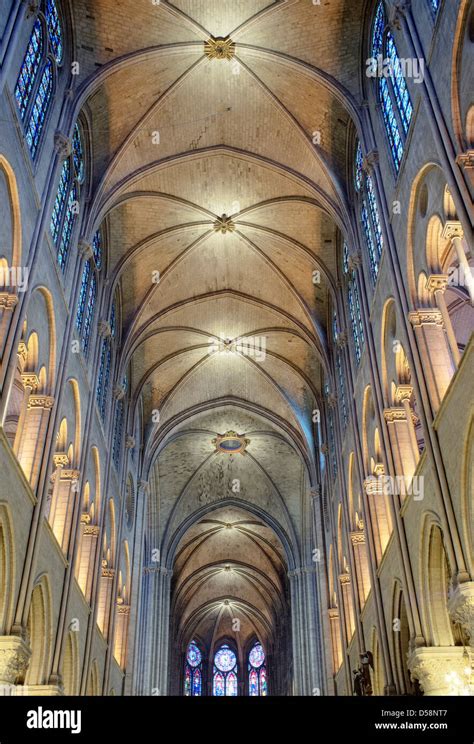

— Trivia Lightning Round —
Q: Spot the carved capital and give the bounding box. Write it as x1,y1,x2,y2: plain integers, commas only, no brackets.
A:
21,373,39,392
28,395,55,410
53,453,69,469
78,239,93,260
448,582,474,644
348,251,363,272
125,436,135,449
114,385,126,401
408,646,473,695
83,524,100,536
98,320,111,339
138,480,149,494
456,150,474,169
23,0,40,19
327,394,338,409
54,131,72,160
441,220,464,242
426,274,448,293
0,293,19,310
388,0,411,29
116,604,131,615
383,406,408,423
336,331,348,349
394,384,413,404
0,636,31,685
408,309,444,327
362,150,379,175
350,530,365,546
339,572,351,586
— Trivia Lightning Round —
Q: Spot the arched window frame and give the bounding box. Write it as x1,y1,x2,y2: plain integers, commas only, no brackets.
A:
370,1,413,174
14,0,64,160
343,241,365,365
51,121,85,273
184,640,203,697
248,641,267,696
75,229,102,358
354,141,384,284
212,643,238,696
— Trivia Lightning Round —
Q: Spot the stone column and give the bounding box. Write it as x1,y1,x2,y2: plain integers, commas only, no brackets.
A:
49,466,80,552
19,394,55,489
288,568,304,695
339,572,355,643
350,528,371,608
113,603,131,670
75,516,100,603
426,275,461,366
442,221,474,304
363,465,392,564
383,391,419,489
408,646,473,696
13,372,38,458
328,608,343,676
408,308,456,410
96,565,115,639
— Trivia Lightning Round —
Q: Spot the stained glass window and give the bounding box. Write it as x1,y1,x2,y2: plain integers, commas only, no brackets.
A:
248,642,267,696
96,299,116,422
343,241,365,366
81,271,97,356
355,141,384,285
45,0,63,63
52,121,84,272
15,1,64,159
15,19,43,119
92,230,102,269
76,261,91,336
371,2,413,173
50,159,70,245
325,380,338,480
24,58,53,158
112,397,124,469
429,0,440,14
184,641,202,696
213,644,238,696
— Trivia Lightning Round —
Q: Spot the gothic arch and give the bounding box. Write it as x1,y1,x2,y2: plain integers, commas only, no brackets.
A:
421,516,455,647
62,629,79,695
25,575,52,686
0,504,14,633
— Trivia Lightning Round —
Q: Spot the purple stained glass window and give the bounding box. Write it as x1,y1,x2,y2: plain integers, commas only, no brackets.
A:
15,18,43,120
227,672,238,697
25,58,53,158
184,667,191,696
214,646,236,672
249,669,258,696
249,643,265,669
192,668,202,696
260,667,268,696
187,642,202,668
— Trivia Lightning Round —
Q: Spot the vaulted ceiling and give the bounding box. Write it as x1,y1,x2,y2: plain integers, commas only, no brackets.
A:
74,0,367,645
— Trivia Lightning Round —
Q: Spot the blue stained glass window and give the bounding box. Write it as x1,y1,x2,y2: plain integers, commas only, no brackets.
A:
371,1,385,56
386,32,413,135
81,271,97,356
96,339,110,420
15,19,43,119
379,76,403,171
429,0,440,14
110,301,117,339
366,175,384,261
336,352,348,430
24,58,53,158
45,0,63,63
73,123,84,182
112,398,124,468
343,241,365,366
76,261,91,335
324,381,337,480
361,200,378,282
92,231,102,269
57,182,77,271
354,141,363,192
50,159,70,245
